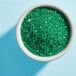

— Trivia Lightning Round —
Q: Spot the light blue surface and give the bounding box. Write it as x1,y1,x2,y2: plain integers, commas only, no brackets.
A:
0,0,76,76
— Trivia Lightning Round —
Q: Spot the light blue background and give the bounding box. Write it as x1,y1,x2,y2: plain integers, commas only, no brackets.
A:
0,0,76,76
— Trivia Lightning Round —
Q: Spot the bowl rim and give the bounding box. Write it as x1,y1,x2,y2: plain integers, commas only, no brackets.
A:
16,3,74,61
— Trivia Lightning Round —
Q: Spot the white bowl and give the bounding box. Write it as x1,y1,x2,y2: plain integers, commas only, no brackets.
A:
16,4,73,61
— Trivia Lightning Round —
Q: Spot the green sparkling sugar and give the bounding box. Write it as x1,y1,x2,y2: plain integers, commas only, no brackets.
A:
21,7,71,57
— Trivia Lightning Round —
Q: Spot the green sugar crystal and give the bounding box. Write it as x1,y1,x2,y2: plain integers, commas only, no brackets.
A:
21,7,71,57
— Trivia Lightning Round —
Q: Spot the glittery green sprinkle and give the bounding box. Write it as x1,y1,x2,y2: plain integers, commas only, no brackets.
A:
21,7,71,57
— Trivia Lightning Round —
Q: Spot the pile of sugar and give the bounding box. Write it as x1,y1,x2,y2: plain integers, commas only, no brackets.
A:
21,7,70,57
